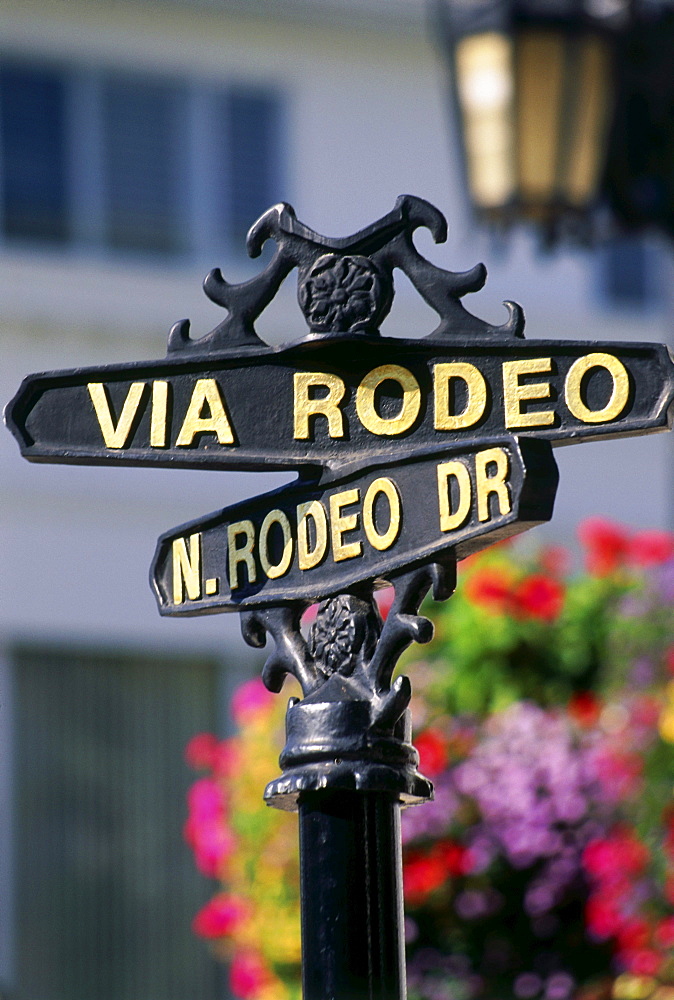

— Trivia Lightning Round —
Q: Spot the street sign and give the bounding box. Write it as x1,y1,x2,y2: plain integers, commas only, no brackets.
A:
6,338,673,475
151,437,557,614
7,193,674,614
7,194,674,1000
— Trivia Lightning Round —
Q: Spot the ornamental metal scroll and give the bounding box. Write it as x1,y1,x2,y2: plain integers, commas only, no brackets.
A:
168,194,524,354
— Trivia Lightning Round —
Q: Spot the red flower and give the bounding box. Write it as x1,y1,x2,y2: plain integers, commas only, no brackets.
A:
465,568,513,613
578,518,630,576
655,916,674,949
629,529,674,567
622,948,662,977
513,574,565,621
415,729,449,777
617,918,650,952
403,841,469,904
403,850,448,903
585,897,623,939
438,840,471,876
192,895,248,939
229,951,272,999
185,732,219,770
375,586,394,621
568,691,601,728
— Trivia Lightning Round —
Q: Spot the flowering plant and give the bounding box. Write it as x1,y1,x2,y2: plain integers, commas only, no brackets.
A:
184,518,674,1000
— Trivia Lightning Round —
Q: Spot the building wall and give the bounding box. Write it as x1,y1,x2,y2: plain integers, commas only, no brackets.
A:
1,1,673,994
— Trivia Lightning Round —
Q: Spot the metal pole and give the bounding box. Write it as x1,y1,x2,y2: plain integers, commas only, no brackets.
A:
299,791,405,1000
250,573,452,1000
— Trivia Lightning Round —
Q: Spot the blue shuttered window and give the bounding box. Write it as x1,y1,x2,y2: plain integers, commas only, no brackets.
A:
102,75,188,254
0,60,284,258
0,65,69,242
227,87,283,247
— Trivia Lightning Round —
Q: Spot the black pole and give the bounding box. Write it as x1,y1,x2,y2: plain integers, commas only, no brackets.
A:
299,791,405,1000
260,583,445,1000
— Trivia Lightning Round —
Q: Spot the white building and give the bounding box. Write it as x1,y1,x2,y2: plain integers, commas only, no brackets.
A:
1,1,672,997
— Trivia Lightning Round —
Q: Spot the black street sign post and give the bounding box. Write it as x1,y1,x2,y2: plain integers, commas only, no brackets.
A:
6,195,674,1000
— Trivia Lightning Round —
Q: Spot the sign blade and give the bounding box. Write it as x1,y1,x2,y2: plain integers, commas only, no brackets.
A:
150,437,558,615
6,338,673,473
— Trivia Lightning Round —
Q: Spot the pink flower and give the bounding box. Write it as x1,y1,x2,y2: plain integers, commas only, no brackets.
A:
591,747,642,800
188,777,224,821
193,824,234,878
192,895,248,939
212,738,239,779
229,950,271,999
231,678,275,727
185,732,219,770
583,830,648,882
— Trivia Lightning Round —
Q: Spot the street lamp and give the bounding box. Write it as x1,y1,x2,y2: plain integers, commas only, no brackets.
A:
431,0,630,237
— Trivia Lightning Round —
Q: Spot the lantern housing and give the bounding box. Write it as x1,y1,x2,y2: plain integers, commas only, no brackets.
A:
433,0,630,235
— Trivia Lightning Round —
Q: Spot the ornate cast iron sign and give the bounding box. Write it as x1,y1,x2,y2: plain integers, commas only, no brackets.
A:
6,195,674,1000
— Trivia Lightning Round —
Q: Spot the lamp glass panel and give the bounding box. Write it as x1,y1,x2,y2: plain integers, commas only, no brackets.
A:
455,32,516,208
515,31,566,204
563,36,612,206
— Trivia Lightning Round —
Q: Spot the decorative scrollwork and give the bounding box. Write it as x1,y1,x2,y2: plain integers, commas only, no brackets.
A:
166,195,525,356
298,254,392,335
240,560,456,810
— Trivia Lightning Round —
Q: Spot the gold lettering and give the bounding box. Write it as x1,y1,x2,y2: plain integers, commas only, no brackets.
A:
362,478,402,551
434,363,488,431
475,446,511,522
297,501,328,571
227,520,257,590
172,533,201,604
88,381,146,449
437,460,472,532
329,488,362,562
355,365,421,436
503,357,554,428
259,510,293,580
150,381,169,447
293,372,346,439
565,352,630,424
176,378,235,446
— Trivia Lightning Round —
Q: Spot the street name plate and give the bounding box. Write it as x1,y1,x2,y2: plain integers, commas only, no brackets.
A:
5,339,673,474
151,437,557,614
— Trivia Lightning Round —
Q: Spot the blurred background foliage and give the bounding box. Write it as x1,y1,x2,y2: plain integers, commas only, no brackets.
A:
183,517,674,1000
